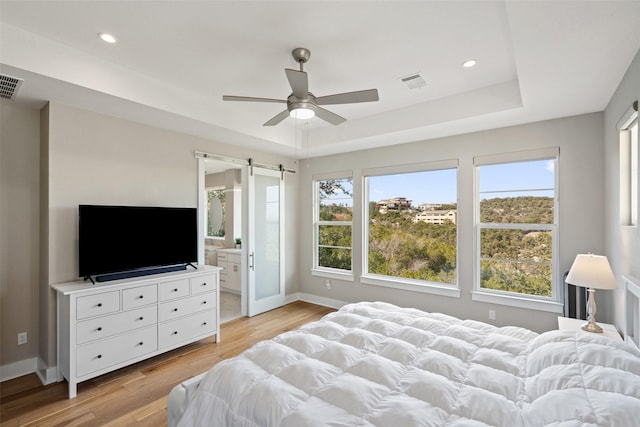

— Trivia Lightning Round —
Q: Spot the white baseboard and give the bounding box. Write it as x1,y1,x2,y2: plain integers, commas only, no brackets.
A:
37,357,58,385
0,357,37,382
287,292,347,310
0,357,57,385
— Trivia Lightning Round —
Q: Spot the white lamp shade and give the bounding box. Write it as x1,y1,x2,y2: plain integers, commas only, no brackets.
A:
566,253,617,290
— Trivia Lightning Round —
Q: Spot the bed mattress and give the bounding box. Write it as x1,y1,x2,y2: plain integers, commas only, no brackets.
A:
174,302,640,426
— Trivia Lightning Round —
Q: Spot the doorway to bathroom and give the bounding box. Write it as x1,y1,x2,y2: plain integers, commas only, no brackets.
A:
197,152,289,320
203,158,243,323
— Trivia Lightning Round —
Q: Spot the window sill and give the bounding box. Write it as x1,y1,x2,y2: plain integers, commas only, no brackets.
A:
361,275,460,298
471,290,563,313
311,269,355,282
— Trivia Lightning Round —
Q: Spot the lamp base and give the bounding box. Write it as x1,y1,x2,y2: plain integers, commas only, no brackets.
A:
581,321,603,333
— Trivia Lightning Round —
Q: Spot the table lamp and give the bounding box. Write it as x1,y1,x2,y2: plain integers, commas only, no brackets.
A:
566,253,618,333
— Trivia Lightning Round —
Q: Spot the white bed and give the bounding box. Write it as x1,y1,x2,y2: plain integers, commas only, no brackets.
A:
169,296,640,426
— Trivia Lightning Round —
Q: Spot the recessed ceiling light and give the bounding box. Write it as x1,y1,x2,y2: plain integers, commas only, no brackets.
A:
98,32,117,44
462,59,477,68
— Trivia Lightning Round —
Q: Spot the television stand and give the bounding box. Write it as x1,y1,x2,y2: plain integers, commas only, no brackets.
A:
52,265,221,398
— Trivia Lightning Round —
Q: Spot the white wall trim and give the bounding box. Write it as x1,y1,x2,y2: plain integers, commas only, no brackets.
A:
37,356,58,385
1,357,58,385
286,292,347,310
471,290,564,313
0,357,37,382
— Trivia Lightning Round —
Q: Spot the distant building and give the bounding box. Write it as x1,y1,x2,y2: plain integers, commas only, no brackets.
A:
376,197,412,213
414,209,457,225
418,202,442,211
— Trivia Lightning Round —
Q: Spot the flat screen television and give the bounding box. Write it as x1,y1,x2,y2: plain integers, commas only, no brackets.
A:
79,205,198,282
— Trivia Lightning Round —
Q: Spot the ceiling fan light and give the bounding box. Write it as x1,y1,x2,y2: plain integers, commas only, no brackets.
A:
290,107,315,120
98,32,117,44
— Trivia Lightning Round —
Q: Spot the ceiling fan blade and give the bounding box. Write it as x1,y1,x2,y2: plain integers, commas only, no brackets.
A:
285,69,308,99
223,95,286,103
315,106,346,125
263,109,290,126
316,89,379,105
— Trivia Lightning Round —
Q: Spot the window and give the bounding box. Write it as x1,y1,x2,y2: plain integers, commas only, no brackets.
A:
474,148,559,310
207,188,225,238
363,161,458,294
314,175,353,274
619,101,638,226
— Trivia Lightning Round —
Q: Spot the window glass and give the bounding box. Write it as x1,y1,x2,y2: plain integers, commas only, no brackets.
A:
316,177,353,271
366,168,457,285
478,159,556,297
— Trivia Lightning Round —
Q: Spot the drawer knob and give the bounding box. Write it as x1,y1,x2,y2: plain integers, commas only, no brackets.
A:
97,354,102,359
97,327,102,331
172,331,178,335
202,322,207,326
173,288,178,292
173,308,178,312
202,301,207,305
97,303,102,307
138,342,144,346
138,316,144,321
202,282,207,286
138,295,144,299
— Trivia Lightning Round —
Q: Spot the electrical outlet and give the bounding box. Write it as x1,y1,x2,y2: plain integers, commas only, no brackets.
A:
488,310,496,321
325,280,332,290
17,332,27,345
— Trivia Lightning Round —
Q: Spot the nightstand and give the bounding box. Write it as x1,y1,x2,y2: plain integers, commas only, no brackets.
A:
557,316,623,342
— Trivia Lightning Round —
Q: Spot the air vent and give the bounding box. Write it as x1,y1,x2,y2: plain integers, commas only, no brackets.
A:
0,74,24,100
400,73,427,90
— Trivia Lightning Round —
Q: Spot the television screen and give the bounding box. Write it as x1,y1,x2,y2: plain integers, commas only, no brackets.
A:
79,205,198,280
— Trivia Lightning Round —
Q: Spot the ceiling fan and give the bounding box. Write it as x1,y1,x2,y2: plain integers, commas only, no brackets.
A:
223,47,379,126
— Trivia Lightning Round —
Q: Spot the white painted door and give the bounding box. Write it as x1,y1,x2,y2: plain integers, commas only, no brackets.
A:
244,166,285,316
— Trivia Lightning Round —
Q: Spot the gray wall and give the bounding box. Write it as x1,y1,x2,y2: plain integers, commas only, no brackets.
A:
604,48,640,329
0,101,40,369
298,113,606,333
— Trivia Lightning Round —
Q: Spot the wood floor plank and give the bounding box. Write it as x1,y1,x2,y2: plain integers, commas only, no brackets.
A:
0,301,334,426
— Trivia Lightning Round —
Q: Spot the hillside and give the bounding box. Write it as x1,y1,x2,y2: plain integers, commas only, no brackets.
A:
319,196,553,296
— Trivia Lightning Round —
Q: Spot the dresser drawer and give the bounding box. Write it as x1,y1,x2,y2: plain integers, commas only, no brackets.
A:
76,326,157,377
158,279,190,301
76,305,157,345
159,309,216,349
158,292,215,322
191,274,216,295
77,291,120,320
122,284,157,310
228,253,241,264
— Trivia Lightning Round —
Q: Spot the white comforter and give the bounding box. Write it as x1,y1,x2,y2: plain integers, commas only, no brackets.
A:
177,302,640,426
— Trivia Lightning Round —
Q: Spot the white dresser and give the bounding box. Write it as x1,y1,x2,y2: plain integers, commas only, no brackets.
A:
52,265,221,398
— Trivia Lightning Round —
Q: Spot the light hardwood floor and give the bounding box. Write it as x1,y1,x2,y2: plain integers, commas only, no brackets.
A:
0,301,335,426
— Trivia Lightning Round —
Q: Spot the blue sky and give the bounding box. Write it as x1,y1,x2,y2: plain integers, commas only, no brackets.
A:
370,159,554,205
321,159,555,206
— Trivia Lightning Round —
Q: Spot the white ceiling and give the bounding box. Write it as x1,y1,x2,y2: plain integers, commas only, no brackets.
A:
1,1,640,159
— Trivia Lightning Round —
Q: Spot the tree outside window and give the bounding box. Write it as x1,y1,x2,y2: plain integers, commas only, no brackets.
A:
365,167,457,286
316,177,353,271
477,158,557,297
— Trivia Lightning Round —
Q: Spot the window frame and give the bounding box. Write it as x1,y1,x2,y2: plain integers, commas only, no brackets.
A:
312,172,355,281
472,147,562,313
361,159,460,298
619,101,639,227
